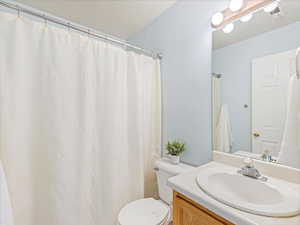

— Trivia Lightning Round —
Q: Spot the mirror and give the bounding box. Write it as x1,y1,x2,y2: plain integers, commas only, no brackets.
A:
212,0,300,168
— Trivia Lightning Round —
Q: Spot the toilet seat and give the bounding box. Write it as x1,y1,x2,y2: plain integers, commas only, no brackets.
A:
118,198,170,225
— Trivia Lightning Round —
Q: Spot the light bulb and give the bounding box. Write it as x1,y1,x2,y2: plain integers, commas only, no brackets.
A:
240,13,253,22
264,0,280,13
223,23,234,33
211,12,224,26
229,0,244,12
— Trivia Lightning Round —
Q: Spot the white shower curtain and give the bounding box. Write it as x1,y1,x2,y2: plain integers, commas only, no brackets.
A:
0,161,14,225
278,74,300,168
0,12,161,225
278,48,300,168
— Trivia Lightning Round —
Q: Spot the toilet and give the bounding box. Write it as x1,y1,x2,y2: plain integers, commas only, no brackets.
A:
118,158,194,225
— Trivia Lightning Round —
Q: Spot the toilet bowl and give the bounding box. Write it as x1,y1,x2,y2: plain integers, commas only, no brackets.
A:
118,198,170,225
117,158,194,225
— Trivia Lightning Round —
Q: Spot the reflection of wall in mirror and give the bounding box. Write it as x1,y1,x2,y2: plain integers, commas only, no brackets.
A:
212,21,300,154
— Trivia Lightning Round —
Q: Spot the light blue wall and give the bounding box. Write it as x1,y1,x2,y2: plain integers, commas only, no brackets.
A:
129,1,226,165
213,22,300,153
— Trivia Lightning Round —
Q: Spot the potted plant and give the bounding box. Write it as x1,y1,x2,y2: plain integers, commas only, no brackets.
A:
166,141,186,164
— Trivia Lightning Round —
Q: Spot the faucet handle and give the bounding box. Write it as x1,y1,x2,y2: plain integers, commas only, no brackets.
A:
243,157,254,168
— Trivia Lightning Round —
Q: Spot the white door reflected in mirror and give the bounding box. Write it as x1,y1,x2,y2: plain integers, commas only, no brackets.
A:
252,50,294,157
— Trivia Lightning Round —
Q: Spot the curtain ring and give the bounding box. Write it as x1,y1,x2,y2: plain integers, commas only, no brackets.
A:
15,5,21,18
67,23,71,32
87,29,90,38
17,7,20,18
123,41,129,51
152,52,156,59
43,14,47,27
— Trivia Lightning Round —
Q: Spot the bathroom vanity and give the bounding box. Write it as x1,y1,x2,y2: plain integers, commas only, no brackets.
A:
169,152,300,225
173,191,233,225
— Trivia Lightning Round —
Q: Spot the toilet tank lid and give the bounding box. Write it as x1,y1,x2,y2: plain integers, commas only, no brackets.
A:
155,158,194,175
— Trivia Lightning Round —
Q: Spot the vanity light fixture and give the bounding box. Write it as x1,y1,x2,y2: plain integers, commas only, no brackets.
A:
211,0,275,29
240,13,253,22
264,0,280,13
229,0,244,12
211,12,224,26
223,23,234,33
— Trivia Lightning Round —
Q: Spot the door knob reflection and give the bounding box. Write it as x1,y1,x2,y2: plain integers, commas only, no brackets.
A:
253,132,260,137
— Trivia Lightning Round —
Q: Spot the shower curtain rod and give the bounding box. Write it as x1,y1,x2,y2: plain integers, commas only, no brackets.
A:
0,0,162,59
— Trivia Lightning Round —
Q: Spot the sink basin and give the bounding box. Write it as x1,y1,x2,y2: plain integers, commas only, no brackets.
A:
196,168,300,217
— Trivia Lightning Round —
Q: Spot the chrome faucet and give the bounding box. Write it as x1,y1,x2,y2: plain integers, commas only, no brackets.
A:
238,158,267,181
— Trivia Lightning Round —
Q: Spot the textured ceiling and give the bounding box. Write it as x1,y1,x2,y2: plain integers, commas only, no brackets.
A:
13,0,176,39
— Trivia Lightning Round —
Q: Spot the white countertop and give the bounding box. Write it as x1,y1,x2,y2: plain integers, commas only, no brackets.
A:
167,161,300,225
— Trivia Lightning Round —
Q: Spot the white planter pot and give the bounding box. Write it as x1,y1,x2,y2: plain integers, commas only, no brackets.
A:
169,155,180,165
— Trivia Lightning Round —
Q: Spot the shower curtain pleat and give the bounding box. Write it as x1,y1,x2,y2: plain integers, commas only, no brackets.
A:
0,161,14,225
278,75,300,169
0,12,161,225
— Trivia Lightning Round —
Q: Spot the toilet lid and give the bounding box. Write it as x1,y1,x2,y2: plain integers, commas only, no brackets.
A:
118,198,169,225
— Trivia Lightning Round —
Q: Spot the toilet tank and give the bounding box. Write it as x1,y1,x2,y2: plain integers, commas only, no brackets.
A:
155,158,194,205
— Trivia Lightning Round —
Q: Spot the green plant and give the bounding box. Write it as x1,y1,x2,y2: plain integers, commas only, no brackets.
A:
166,141,185,156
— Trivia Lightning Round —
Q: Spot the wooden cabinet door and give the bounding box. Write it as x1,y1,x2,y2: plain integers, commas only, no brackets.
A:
173,192,234,225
